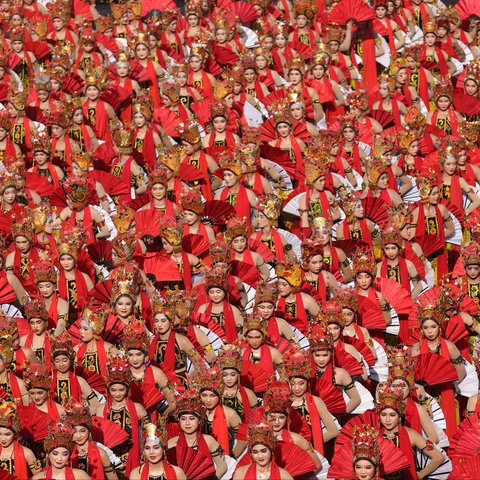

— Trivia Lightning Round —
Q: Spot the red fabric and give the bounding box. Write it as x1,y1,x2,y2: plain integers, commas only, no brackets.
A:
0,441,28,480
306,189,332,220
140,461,177,480
32,164,61,189
302,271,327,303
83,99,113,143
212,405,230,455
58,269,90,311
419,337,458,438
204,301,237,343
24,332,51,369
76,339,109,376
380,425,416,480
111,155,133,192
182,152,213,201
50,371,83,402
305,392,324,454
244,461,282,479
47,294,60,329
150,331,175,374
188,70,214,100
220,185,251,227
242,344,274,377
276,293,308,333
274,136,304,182
431,108,459,136
44,466,75,480
342,219,372,246
69,206,94,245
439,173,463,222
373,18,396,55
71,441,105,480
13,247,41,293
420,45,448,77
51,136,73,171
380,256,411,292
14,348,28,379
404,397,422,434
251,229,286,261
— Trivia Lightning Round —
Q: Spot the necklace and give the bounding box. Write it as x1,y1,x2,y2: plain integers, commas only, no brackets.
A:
257,466,270,480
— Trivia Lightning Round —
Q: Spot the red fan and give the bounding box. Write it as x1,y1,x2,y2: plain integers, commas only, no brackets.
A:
248,239,275,262
414,353,458,385
241,362,268,394
370,109,396,129
19,405,50,441
443,316,469,345
128,60,152,85
100,88,121,111
76,367,108,395
92,142,116,171
456,0,480,20
332,239,370,257
362,197,389,225
229,1,260,23
154,108,183,136
453,91,480,117
91,170,130,196
451,257,465,279
8,52,24,71
231,260,262,287
357,296,387,330
289,407,313,440
334,410,379,450
0,471,14,480
289,40,316,60
204,57,223,77
103,313,126,345
414,234,444,257
328,0,375,24
334,348,364,376
178,164,206,183
0,216,12,237
310,376,347,413
450,457,480,480
95,33,120,57
343,336,376,366
90,279,113,304
374,278,413,315
91,416,130,449
0,277,17,304
0,84,8,103
424,123,448,139
63,73,85,96
130,382,164,410
142,253,182,282
67,318,83,344
25,172,52,198
191,99,211,127
182,234,210,259
330,431,409,478
449,411,480,458
212,45,240,66
263,89,287,109
141,0,176,15
49,183,96,208
16,317,29,337
166,446,216,480
26,40,51,61
87,241,114,271
260,145,297,179
134,209,167,237
200,318,227,342
128,193,151,212
202,200,235,226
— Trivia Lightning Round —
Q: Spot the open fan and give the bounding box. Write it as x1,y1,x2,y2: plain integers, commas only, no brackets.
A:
277,228,302,259
202,200,235,226
374,278,413,315
289,40,316,61
134,209,166,237
282,190,305,217
240,362,268,394
347,382,375,414
90,279,113,304
230,1,260,22
212,45,240,66
87,241,114,271
231,260,262,287
166,446,216,480
370,339,389,382
415,447,452,479
456,0,480,20
178,164,206,184
453,91,480,118
142,253,182,282
332,239,370,258
248,239,275,262
414,353,458,385
357,296,387,330
260,145,297,179
310,375,347,414
449,411,480,458
76,367,108,395
328,0,375,24
182,234,210,259
334,410,379,450
414,234,444,258
19,405,50,441
450,457,480,480
154,108,184,137
91,170,131,196
343,336,376,366
25,172,53,198
191,99,211,127
0,277,17,305
128,193,151,212
334,348,364,377
91,416,129,449
130,382,164,410
370,109,396,129
443,316,469,346
362,197,389,225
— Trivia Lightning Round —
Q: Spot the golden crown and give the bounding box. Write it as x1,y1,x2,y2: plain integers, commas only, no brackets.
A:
112,204,136,234
106,355,132,386
0,401,20,433
165,288,197,324
416,296,443,327
247,419,277,451
176,388,206,419
81,304,108,338
50,331,74,360
23,361,51,391
84,65,109,90
352,426,381,467
462,241,480,266
160,218,183,249
275,261,303,288
387,346,415,388
244,313,268,336
143,418,169,447
257,194,282,224
376,386,406,415
63,176,89,206
219,149,242,177
44,423,74,453
334,287,359,313
71,152,92,171
308,319,334,351
113,123,135,153
255,280,279,305
263,380,292,414
217,344,242,371
123,319,149,353
193,364,224,396
351,247,377,277
33,260,57,284
180,189,204,215
382,226,403,248
284,349,312,379
180,121,201,145
133,91,153,120
224,216,248,242
64,400,92,429
24,298,48,322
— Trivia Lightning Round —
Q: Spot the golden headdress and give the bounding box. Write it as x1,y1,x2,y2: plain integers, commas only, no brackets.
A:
433,78,453,103
334,287,359,313
205,263,230,292
24,298,48,322
33,260,57,284
180,189,204,215
255,280,279,305
50,331,75,361
81,304,108,339
193,364,224,396
160,217,183,250
243,313,268,336
304,145,330,185
132,91,153,120
308,317,334,351
351,247,377,277
63,176,89,207
31,130,52,154
292,0,316,19
376,386,406,415
180,120,201,145
143,417,169,447
64,401,92,429
217,344,242,371
352,426,381,468
382,226,403,248
106,355,132,386
165,288,197,326
111,264,139,303
84,65,109,90
247,418,276,452
275,260,302,289
0,401,20,434
219,149,242,177
347,89,369,112
415,295,443,326
256,194,282,225
462,241,480,266
284,349,312,379
113,122,135,154
23,361,51,391
56,226,85,260
176,388,206,419
44,423,74,453
123,319,149,353
464,60,480,86
263,380,292,414
387,346,415,388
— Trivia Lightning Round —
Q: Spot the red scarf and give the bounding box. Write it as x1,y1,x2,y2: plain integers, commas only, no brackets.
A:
14,349,28,379
420,45,449,76
44,466,75,480
373,18,396,55
148,198,176,219
302,271,327,303
245,461,282,479
146,60,161,108
204,301,237,343
69,206,94,245
231,249,255,266
431,108,459,136
220,185,251,227
380,256,411,292
0,441,28,480
242,344,274,377
83,99,112,143
50,371,83,402
71,441,105,480
277,293,308,333
343,219,372,246
150,331,175,373
47,294,59,329
274,136,304,181
140,461,177,480
183,151,213,201
119,77,133,123
252,229,285,260
404,397,422,434
13,247,40,292
267,318,281,345
24,332,51,368
135,127,155,171
0,372,22,402
58,269,90,311
76,339,109,376
419,337,457,438
212,405,230,455
51,136,73,171
32,164,60,189
188,70,214,100
305,392,324,454
111,155,133,192
439,173,463,222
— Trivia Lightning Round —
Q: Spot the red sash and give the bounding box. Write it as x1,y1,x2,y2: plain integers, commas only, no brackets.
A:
140,461,177,480
188,70,214,100
306,189,332,220
244,461,282,479
267,318,281,345
83,99,112,143
305,392,324,454
204,301,237,343
251,229,285,261
420,45,449,77
76,339,109,376
44,466,75,480
32,164,60,189
50,371,83,402
242,345,274,377
277,294,308,333
380,426,416,480
0,441,28,480
212,405,230,454
177,431,211,458
431,108,459,136
13,247,40,292
302,271,327,303
380,256,411,292
111,155,133,192
239,386,252,420
24,332,51,368
220,185,251,227
58,269,90,311
71,441,105,480
183,152,213,201
373,18,396,54
404,397,422,434
47,294,59,329
343,219,372,246
149,199,176,219
146,61,161,108
135,127,156,171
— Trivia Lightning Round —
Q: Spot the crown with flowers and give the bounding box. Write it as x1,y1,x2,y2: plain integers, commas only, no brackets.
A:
255,280,279,305
106,355,132,387
270,101,292,126
397,129,418,152
112,231,137,262
351,247,377,277
415,295,443,327
12,212,34,241
219,149,242,177
205,263,230,292
44,422,75,453
465,60,480,86
239,144,260,173
31,130,52,155
123,319,149,353
317,300,344,327
217,344,242,371
292,0,316,19
461,241,480,266
193,364,224,396
180,189,204,215
8,86,27,112
376,386,406,415
263,380,292,414
214,80,234,101
25,298,48,322
244,313,268,336
160,145,185,174
387,346,415,388
257,194,282,225
382,226,403,248
367,158,388,187
334,287,359,313
56,226,85,260
165,288,197,326
149,168,169,188
209,240,231,265
284,349,312,379
275,260,303,289
242,126,261,146
312,44,331,67
133,91,153,120
465,210,480,242
151,292,175,319
0,401,20,434
402,105,426,130
415,168,438,202
50,331,74,360
112,204,135,234
162,82,181,104
304,146,330,186
352,426,381,467
247,419,277,452
210,100,229,121
224,216,248,243
9,26,24,43
308,318,334,351
433,78,453,103
33,260,57,284
423,21,437,35
338,113,359,132
0,171,16,193
63,176,89,206
111,264,140,302
0,110,12,132
301,239,324,265
113,122,135,153
23,361,51,390
0,314,16,338
84,65,109,90
71,151,92,172
64,400,92,429
347,90,369,111
160,217,183,250
45,107,71,130
439,278,466,312
325,24,345,43
176,388,206,419
81,304,108,339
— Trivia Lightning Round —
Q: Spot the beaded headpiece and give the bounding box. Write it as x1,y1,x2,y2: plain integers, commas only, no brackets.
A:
224,216,248,242
247,419,277,451
239,144,260,173
8,87,27,112
151,293,175,320
71,152,92,172
160,217,183,250
308,318,334,351
263,380,292,414
106,355,132,387
50,332,74,360
382,226,403,248
23,361,51,391
325,24,345,43
165,288,197,326
242,126,261,146
25,298,48,322
0,171,16,193
180,189,204,215
304,147,330,185
275,261,302,289
351,248,377,277
161,144,185,173
44,423,74,453
112,205,135,236
387,346,415,388
113,122,135,154
217,344,242,371
416,296,443,326
0,334,14,366
462,242,480,266
132,92,153,120
193,364,224,396
423,21,437,35
176,388,206,419
84,65,109,90
433,78,453,103
416,168,438,201
162,82,180,104
347,90,369,112
284,349,312,379
209,240,231,265
11,213,34,240
56,226,84,260
334,287,359,313
352,427,380,467
255,280,279,305
317,300,344,327
338,113,359,132
123,319,149,353
243,313,268,336
64,401,92,429
301,239,324,265
0,401,20,433
205,263,230,292
63,176,89,207
81,304,108,339
376,386,406,415
33,260,57,284
111,264,139,302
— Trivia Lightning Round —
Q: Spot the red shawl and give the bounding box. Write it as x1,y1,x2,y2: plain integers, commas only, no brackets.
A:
431,108,459,136
244,461,282,479
404,397,422,434
13,247,41,292
242,345,274,377
47,294,59,329
44,466,75,480
204,301,237,343
32,164,61,189
188,70,214,100
0,441,28,480
212,405,230,455
251,229,285,261
24,332,51,368
420,45,449,77
71,441,105,480
380,256,411,293
220,185,251,227
306,189,332,220
58,269,90,311
69,206,94,246
274,136,304,181
83,99,112,143
439,173,463,222
342,219,372,246
183,152,213,201
276,293,308,333
305,392,324,454
76,339,109,376
50,371,83,402
146,61,161,108
140,461,177,480
111,155,133,192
